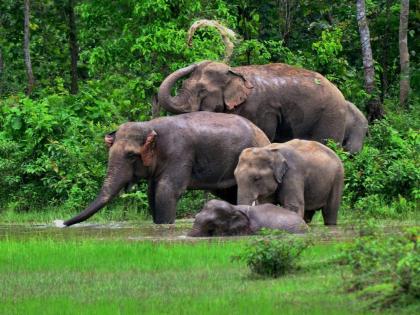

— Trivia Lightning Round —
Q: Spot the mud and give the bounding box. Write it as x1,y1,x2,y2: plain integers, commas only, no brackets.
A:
0,219,416,242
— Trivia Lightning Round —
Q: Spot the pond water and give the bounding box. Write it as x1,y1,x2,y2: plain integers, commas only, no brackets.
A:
0,220,413,242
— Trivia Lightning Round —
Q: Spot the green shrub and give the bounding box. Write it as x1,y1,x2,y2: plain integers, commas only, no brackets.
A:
235,229,312,278
341,226,420,308
328,110,419,219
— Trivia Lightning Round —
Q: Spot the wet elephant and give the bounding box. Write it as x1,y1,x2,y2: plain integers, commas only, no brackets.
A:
158,61,348,145
234,140,344,225
60,112,270,226
188,199,308,236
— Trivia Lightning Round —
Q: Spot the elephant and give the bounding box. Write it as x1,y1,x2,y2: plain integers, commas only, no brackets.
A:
188,199,308,237
234,140,344,225
59,112,270,227
343,101,368,154
158,61,348,146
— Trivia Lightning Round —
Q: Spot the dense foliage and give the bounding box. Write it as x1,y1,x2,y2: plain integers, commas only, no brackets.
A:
0,0,418,217
342,226,419,309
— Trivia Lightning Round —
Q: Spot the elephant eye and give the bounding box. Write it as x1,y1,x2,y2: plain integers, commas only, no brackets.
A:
198,89,207,97
253,176,261,182
126,152,137,159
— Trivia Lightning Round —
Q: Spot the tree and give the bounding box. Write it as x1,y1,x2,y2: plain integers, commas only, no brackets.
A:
0,48,3,95
356,0,384,122
23,0,35,95
399,0,410,107
65,0,79,94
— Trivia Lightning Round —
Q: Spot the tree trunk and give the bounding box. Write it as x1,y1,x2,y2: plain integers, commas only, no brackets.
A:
0,48,3,95
66,0,79,94
356,0,384,122
399,0,410,107
380,0,391,101
24,0,35,96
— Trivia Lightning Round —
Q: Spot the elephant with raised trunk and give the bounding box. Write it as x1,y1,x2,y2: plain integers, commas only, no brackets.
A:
60,112,270,227
188,199,308,237
234,140,344,225
158,61,348,145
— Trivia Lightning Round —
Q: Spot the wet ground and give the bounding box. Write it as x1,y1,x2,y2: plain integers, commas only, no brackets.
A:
0,219,416,242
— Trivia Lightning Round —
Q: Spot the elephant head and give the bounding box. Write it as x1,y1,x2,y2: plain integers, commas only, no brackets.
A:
63,123,157,226
234,147,287,205
188,200,250,237
158,61,253,114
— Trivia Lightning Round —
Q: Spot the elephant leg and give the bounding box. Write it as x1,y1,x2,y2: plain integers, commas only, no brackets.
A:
147,179,156,216
259,111,279,142
321,175,344,225
211,186,237,205
303,210,316,223
278,182,305,218
152,173,190,224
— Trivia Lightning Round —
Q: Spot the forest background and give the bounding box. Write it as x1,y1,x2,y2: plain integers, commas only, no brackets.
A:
0,0,418,221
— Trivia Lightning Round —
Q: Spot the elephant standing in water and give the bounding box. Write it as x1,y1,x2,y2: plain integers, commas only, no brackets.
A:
59,112,270,227
158,61,349,146
188,199,308,237
234,140,344,225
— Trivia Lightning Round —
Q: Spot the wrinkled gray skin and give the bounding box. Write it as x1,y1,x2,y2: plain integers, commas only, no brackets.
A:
62,112,269,226
158,61,347,145
188,199,308,237
235,140,344,225
343,101,368,154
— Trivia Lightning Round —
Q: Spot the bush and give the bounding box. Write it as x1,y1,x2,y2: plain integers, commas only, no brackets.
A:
328,110,420,219
234,229,312,278
341,226,420,308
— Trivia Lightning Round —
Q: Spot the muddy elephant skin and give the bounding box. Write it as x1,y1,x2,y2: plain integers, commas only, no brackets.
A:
235,140,344,225
158,61,348,145
62,112,270,226
188,199,308,237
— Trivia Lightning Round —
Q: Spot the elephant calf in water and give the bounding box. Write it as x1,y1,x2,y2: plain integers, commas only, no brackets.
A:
235,140,344,225
58,112,270,227
188,199,308,237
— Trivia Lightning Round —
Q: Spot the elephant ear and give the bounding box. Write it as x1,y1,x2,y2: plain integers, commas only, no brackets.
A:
229,210,250,234
139,130,157,167
223,70,253,110
271,149,288,183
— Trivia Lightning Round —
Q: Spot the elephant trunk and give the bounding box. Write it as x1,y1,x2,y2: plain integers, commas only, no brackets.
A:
63,166,129,226
157,64,197,113
237,190,256,206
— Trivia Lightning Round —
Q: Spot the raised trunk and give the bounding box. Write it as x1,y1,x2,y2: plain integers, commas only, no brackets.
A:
63,166,129,226
356,0,384,122
399,0,410,107
157,64,197,113
24,0,35,96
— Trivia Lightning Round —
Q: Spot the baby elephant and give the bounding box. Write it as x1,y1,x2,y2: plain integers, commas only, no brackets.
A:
188,199,308,237
234,140,344,225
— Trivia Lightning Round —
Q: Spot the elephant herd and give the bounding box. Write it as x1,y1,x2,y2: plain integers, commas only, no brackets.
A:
57,61,368,236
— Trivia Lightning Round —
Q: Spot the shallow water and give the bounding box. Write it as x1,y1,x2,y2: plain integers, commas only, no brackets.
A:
0,220,414,242
0,220,196,241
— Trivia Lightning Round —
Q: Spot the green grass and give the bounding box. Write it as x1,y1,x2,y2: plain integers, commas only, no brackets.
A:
0,236,408,315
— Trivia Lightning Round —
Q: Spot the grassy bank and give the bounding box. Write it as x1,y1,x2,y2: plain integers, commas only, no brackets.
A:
1,237,418,315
